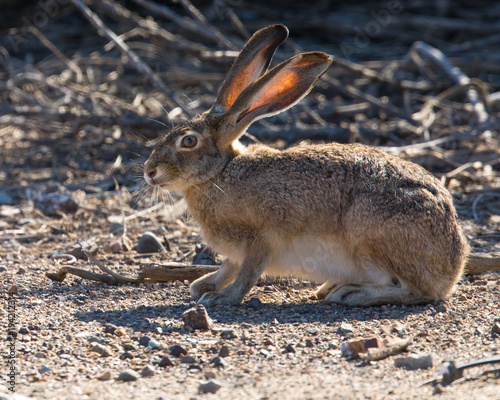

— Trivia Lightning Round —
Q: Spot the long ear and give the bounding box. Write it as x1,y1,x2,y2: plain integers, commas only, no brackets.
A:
211,24,288,112
210,52,332,148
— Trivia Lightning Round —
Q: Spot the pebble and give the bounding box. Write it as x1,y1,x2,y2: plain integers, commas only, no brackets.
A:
158,355,174,367
119,352,134,360
39,365,52,374
138,336,151,347
339,322,355,336
0,266,6,273
491,322,500,336
284,344,295,353
170,344,188,357
394,354,433,370
218,345,230,358
192,252,217,265
220,329,237,339
148,339,163,350
247,297,262,311
210,356,229,368
198,379,222,394
109,222,124,234
140,365,155,377
16,267,26,275
103,323,117,334
123,343,136,351
96,370,112,381
89,343,112,357
114,327,127,337
19,326,29,334
181,304,213,331
116,369,140,382
180,355,197,364
137,232,166,254
305,339,314,348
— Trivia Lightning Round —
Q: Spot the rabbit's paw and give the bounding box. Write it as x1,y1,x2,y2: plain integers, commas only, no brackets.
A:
198,290,242,306
189,279,216,301
323,284,364,305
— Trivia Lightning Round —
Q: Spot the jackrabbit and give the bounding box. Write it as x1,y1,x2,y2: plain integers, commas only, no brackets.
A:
144,24,469,306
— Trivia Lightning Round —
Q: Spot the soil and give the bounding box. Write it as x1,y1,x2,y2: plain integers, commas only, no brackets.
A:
1,1,500,399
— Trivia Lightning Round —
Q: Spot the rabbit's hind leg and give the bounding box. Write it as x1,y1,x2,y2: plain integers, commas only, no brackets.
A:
323,281,432,306
189,260,239,300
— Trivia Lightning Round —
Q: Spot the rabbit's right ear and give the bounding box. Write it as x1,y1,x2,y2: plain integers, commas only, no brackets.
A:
211,24,288,113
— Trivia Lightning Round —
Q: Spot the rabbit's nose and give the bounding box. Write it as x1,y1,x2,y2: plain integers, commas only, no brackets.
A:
144,167,158,185
148,168,157,180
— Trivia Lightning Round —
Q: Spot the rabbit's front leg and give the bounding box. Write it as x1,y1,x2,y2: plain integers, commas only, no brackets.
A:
198,239,269,306
189,260,239,300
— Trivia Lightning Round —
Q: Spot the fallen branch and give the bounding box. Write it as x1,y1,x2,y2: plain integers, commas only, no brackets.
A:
70,0,187,114
411,41,489,124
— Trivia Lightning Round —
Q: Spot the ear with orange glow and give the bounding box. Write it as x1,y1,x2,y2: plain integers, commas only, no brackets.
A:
211,24,288,112
231,52,332,126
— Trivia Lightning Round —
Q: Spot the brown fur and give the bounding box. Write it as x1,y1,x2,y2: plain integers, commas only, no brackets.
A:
144,25,469,306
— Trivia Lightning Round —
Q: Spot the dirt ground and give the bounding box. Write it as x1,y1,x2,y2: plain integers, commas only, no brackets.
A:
1,1,500,399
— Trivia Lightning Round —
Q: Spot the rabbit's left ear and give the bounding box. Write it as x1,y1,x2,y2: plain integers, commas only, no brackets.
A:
210,52,332,149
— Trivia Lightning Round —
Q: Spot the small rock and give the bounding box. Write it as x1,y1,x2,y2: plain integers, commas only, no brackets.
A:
0,266,7,273
116,369,140,382
339,322,355,336
189,364,202,371
247,297,262,311
39,365,52,374
96,370,112,381
7,285,18,294
119,352,134,360
205,371,217,379
104,323,117,335
218,345,230,358
180,355,197,364
148,339,163,350
284,344,295,353
19,326,29,334
220,329,237,339
491,322,500,336
140,365,155,377
137,232,166,254
181,304,213,331
89,343,112,357
210,356,229,368
122,343,136,351
16,267,26,275
159,355,174,367
340,337,382,358
394,354,433,370
458,294,468,301
109,222,124,234
192,252,217,265
305,339,314,348
198,379,222,394
138,336,151,347
114,327,127,337
170,344,188,357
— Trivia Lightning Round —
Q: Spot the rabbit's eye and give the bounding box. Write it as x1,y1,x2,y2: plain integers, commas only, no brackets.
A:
181,135,198,148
